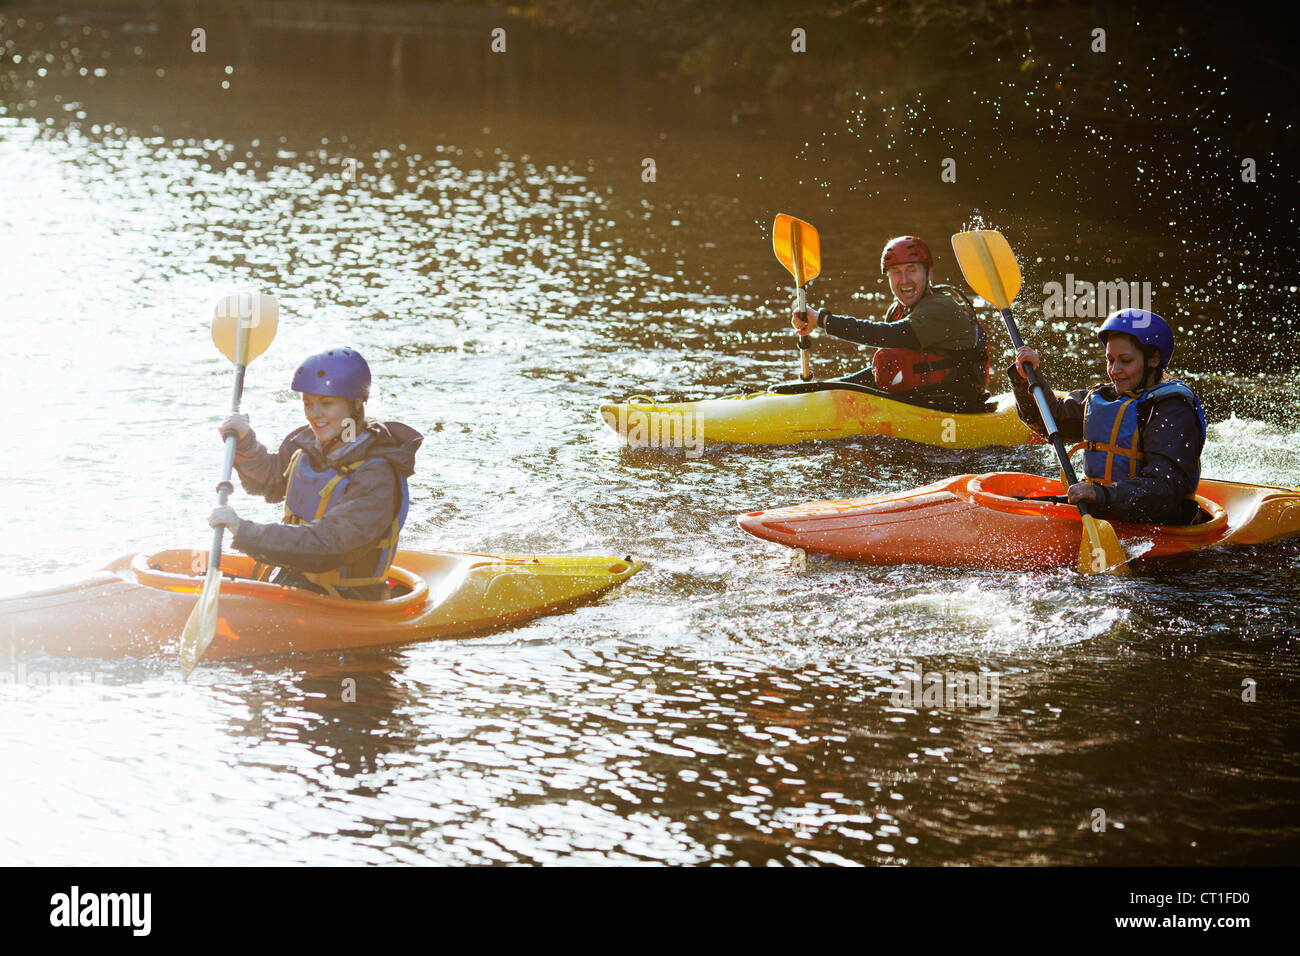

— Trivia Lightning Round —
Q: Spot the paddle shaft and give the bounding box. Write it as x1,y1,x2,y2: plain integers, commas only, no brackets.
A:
181,300,266,676
791,225,812,381
996,306,1092,516
205,365,247,565
203,309,252,573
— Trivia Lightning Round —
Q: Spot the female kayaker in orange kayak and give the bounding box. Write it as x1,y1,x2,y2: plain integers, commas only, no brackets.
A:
208,347,423,600
792,236,991,404
1012,309,1206,525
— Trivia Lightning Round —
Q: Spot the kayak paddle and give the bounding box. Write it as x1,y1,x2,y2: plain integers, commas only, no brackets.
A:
773,214,821,381
950,229,1128,575
180,292,279,678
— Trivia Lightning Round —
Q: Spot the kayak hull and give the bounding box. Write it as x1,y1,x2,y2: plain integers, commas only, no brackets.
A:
600,387,1041,449
2,548,641,660
738,473,1300,569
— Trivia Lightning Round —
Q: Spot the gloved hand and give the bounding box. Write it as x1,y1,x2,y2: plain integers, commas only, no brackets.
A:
209,505,242,536
218,413,251,442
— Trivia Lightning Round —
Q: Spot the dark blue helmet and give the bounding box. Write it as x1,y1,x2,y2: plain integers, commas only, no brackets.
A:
291,348,371,401
1097,309,1174,368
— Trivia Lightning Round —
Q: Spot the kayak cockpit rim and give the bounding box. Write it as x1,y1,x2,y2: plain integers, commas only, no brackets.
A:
963,473,1229,533
129,550,430,610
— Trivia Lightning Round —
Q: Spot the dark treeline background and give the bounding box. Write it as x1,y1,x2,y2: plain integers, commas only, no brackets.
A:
498,0,1295,150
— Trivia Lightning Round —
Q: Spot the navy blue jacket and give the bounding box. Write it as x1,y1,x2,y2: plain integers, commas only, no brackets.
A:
1008,367,1205,525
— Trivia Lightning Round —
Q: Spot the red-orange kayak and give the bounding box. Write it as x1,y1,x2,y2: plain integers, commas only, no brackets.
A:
738,472,1300,569
2,548,641,660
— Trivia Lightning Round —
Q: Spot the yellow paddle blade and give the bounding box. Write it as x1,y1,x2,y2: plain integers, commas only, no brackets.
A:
773,214,821,286
179,563,224,678
211,293,278,365
1078,515,1131,575
951,230,1021,310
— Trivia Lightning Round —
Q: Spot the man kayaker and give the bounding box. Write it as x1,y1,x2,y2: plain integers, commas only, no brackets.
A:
1011,309,1206,525
791,235,991,404
208,347,423,600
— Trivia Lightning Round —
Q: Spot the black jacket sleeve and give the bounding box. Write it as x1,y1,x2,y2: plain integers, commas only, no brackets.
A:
1006,365,1087,443
820,309,921,349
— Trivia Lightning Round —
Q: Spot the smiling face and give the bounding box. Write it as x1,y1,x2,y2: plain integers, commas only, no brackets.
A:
1104,333,1161,394
302,393,354,447
886,261,928,309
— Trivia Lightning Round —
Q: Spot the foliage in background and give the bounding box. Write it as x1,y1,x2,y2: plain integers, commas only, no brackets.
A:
490,0,1296,146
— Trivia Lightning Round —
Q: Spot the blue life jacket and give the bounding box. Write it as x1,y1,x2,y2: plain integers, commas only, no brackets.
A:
281,442,410,598
1082,379,1206,486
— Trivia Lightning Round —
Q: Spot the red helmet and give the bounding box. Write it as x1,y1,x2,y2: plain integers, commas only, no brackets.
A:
881,236,932,273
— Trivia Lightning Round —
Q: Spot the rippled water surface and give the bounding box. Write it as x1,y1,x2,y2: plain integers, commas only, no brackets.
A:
2,4,1298,866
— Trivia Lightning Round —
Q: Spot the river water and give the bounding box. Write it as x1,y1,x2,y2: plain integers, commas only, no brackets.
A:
2,2,1297,866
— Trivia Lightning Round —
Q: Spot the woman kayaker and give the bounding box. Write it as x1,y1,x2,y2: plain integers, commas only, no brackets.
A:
1012,309,1207,525
208,347,423,600
791,235,991,404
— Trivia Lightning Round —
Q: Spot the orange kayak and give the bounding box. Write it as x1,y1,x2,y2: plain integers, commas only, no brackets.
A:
738,472,1300,569
2,548,641,660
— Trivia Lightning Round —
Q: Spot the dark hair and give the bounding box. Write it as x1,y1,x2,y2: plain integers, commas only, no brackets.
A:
1141,348,1166,387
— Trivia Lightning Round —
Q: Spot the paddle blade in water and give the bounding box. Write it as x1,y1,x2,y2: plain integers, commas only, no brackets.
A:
212,293,278,364
773,214,821,285
951,230,1021,310
179,563,224,678
1078,515,1131,575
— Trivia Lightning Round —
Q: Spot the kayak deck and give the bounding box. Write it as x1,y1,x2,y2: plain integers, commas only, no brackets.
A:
2,548,642,660
600,385,1042,449
738,472,1300,569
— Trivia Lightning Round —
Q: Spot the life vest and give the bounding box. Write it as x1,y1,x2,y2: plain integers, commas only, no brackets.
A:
281,444,410,598
871,287,990,394
1081,379,1206,485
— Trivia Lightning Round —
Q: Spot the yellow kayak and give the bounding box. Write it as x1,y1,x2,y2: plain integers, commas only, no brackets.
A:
600,382,1042,449
2,548,642,660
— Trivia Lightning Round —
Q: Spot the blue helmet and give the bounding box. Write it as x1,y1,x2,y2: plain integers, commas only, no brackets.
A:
1097,309,1174,368
291,348,371,401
